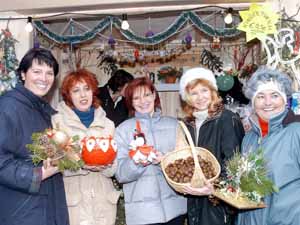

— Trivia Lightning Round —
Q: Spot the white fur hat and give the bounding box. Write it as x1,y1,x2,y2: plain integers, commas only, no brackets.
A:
179,67,217,101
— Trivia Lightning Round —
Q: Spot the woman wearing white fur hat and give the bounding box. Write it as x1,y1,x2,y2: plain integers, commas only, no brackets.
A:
179,67,244,225
237,67,300,225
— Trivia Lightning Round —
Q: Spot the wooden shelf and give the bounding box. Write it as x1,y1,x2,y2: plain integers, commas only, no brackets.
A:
155,83,179,92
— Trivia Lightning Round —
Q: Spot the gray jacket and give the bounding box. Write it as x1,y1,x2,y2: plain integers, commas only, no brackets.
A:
114,110,187,225
237,109,300,225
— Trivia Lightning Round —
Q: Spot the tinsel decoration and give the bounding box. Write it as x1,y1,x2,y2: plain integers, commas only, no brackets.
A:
0,28,18,96
33,11,241,45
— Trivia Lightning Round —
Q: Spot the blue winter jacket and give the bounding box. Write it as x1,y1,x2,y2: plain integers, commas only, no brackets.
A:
0,84,69,225
237,109,300,225
114,110,187,225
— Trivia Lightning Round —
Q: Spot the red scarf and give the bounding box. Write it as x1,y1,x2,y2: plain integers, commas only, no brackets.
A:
258,117,269,137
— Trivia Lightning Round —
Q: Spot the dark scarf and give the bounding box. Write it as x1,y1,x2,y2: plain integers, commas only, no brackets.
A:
74,107,95,128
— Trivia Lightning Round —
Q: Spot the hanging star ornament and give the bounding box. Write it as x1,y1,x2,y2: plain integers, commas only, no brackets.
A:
238,3,279,42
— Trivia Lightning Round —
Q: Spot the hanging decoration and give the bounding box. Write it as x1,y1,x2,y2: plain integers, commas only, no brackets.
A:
237,3,279,42
216,71,235,91
33,11,241,46
0,28,18,96
237,4,300,87
262,28,300,85
145,17,155,38
200,49,223,72
97,50,118,76
184,32,193,49
293,31,300,55
211,36,221,50
108,35,116,49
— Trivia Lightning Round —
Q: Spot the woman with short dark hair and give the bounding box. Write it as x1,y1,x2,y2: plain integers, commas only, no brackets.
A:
0,48,69,225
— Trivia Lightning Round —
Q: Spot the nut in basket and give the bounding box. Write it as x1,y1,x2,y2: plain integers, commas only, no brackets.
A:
161,146,221,194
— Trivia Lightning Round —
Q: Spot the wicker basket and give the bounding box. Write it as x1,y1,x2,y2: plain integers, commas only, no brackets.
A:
213,190,266,209
161,122,221,194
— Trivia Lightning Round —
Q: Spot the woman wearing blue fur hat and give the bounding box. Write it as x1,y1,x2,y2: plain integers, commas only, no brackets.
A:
237,67,300,225
179,67,245,225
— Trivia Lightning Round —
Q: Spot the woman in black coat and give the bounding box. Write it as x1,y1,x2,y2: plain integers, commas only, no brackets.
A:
0,48,69,225
179,67,244,225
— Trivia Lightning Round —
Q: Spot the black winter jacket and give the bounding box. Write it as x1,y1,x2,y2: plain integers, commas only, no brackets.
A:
0,84,69,225
184,109,244,225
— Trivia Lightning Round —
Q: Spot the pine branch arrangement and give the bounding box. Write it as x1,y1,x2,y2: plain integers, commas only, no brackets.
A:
218,148,278,203
26,129,84,171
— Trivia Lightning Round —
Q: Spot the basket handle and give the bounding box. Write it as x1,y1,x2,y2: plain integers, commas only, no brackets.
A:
179,121,207,187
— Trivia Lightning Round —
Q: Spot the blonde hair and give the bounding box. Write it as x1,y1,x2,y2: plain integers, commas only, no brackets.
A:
181,79,223,118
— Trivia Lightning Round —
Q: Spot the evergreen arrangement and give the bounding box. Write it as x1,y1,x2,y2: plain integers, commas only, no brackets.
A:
216,149,278,204
26,129,84,171
0,28,18,95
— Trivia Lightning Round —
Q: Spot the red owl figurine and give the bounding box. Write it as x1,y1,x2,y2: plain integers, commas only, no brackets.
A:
81,136,117,166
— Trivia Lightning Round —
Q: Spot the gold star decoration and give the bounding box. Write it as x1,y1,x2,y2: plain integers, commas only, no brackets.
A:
237,3,279,42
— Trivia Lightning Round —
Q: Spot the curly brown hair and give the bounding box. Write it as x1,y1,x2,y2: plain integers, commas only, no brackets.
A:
61,69,100,109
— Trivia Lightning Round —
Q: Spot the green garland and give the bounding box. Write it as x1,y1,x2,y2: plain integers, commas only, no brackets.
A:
33,11,241,45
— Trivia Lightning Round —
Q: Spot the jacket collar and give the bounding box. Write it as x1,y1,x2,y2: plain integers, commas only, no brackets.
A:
134,109,161,121
282,109,300,125
184,108,223,127
9,83,56,115
56,101,107,129
249,108,288,136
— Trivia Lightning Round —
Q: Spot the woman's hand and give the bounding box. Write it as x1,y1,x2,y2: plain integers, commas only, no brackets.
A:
83,164,112,172
152,151,163,165
182,181,214,196
42,158,59,180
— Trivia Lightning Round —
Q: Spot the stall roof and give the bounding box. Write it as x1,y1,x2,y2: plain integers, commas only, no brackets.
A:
1,0,265,15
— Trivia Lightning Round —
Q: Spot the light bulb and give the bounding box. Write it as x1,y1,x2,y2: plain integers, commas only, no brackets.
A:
224,8,234,25
25,17,33,32
224,13,233,24
121,14,129,30
121,20,129,30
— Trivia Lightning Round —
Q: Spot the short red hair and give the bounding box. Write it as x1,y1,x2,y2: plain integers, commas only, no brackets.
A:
61,69,100,108
125,77,161,116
